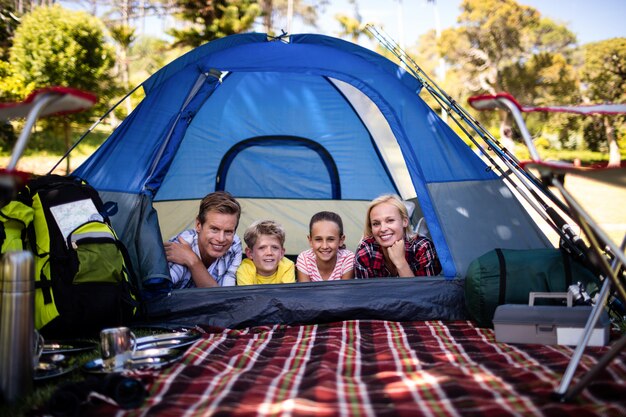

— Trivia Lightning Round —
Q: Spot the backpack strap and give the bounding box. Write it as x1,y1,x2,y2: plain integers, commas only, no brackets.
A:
0,201,33,252
34,260,53,305
495,248,507,305
0,220,5,249
561,249,573,287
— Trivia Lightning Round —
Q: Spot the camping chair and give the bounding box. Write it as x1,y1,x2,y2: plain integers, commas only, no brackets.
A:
0,86,97,198
0,86,97,401
468,92,626,401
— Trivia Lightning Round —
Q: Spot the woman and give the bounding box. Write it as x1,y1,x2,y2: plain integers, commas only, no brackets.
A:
354,194,441,278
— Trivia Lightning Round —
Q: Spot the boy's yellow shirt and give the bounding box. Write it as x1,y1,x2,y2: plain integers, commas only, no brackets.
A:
236,257,295,285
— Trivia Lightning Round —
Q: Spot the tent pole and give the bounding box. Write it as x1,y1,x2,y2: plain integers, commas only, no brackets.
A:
367,25,571,215
48,83,144,175
367,25,586,258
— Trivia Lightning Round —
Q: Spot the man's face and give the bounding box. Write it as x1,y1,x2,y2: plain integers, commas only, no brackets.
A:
195,211,238,267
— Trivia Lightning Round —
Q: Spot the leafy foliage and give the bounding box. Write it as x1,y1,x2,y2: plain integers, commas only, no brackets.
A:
7,5,118,162
0,60,35,151
169,0,261,47
581,38,626,104
580,38,626,165
440,0,578,98
334,0,372,44
0,0,20,60
437,0,580,155
10,5,115,93
0,59,32,102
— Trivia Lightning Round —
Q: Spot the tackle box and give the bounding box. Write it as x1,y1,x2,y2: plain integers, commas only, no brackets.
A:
493,292,610,346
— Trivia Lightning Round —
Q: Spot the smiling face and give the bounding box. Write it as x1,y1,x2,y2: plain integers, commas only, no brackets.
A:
308,220,345,264
246,234,285,276
369,202,408,248
195,210,238,267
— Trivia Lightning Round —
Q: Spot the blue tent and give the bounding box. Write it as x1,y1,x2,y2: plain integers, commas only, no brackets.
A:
74,33,551,327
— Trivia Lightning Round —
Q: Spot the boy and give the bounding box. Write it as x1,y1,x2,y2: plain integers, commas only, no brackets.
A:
236,220,295,285
164,191,242,288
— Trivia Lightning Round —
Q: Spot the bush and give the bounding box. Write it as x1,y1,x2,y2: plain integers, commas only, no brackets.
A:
7,5,117,155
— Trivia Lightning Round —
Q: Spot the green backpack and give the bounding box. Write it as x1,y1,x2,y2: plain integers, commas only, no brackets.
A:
13,174,138,338
0,200,34,253
465,248,601,328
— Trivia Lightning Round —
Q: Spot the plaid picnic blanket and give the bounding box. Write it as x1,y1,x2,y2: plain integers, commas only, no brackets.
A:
87,320,626,417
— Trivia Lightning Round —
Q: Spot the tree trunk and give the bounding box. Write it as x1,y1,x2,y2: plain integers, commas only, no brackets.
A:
604,115,621,167
499,112,515,156
261,0,273,33
63,118,71,175
120,46,132,115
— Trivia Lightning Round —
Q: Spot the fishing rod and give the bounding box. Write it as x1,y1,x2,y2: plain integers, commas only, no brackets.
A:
366,25,589,260
48,83,144,175
366,25,571,212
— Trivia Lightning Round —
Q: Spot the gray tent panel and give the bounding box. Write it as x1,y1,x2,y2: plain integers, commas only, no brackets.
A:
101,191,169,289
429,179,552,276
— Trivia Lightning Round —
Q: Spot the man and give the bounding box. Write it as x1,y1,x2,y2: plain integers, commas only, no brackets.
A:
164,191,242,288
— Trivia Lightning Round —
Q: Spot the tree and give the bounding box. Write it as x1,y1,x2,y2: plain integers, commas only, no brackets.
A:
169,0,261,47
258,0,327,35
0,0,21,60
438,0,579,144
10,5,115,93
109,23,137,115
335,0,372,44
0,60,35,151
60,0,170,30
9,4,116,170
580,38,626,167
60,0,177,119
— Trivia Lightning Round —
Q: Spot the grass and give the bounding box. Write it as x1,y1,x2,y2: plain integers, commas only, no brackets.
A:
0,123,109,175
0,327,177,417
0,346,99,417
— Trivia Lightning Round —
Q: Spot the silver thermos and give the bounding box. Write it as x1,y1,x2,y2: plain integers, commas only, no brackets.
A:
0,251,35,403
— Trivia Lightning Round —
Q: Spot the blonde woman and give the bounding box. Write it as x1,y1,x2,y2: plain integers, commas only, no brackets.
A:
354,194,441,278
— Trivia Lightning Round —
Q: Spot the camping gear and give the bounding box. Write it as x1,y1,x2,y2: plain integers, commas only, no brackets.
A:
82,320,626,417
100,326,137,371
0,87,97,403
0,200,34,253
467,91,626,163
467,91,626,400
18,174,137,338
0,251,35,403
43,373,147,414
0,87,97,174
493,303,610,346
67,32,557,325
464,248,601,327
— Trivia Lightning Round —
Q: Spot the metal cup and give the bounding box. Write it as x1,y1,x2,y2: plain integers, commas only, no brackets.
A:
100,327,137,371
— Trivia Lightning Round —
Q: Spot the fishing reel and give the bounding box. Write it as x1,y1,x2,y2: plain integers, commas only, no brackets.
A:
567,282,593,306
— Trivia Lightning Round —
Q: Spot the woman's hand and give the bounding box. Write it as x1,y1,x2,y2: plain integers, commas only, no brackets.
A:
387,239,405,265
388,239,414,277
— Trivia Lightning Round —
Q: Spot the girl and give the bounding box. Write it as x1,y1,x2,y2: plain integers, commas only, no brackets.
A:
354,194,441,278
296,211,355,282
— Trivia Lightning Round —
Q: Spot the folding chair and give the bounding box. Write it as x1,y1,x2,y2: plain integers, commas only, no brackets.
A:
0,86,97,200
468,92,626,401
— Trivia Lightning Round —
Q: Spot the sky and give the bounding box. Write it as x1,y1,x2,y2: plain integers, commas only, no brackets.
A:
132,0,626,49
269,0,626,47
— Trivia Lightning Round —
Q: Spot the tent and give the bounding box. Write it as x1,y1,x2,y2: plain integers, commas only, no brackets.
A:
73,33,552,327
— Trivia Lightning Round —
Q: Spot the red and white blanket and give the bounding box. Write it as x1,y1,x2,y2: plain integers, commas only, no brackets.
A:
88,320,626,416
